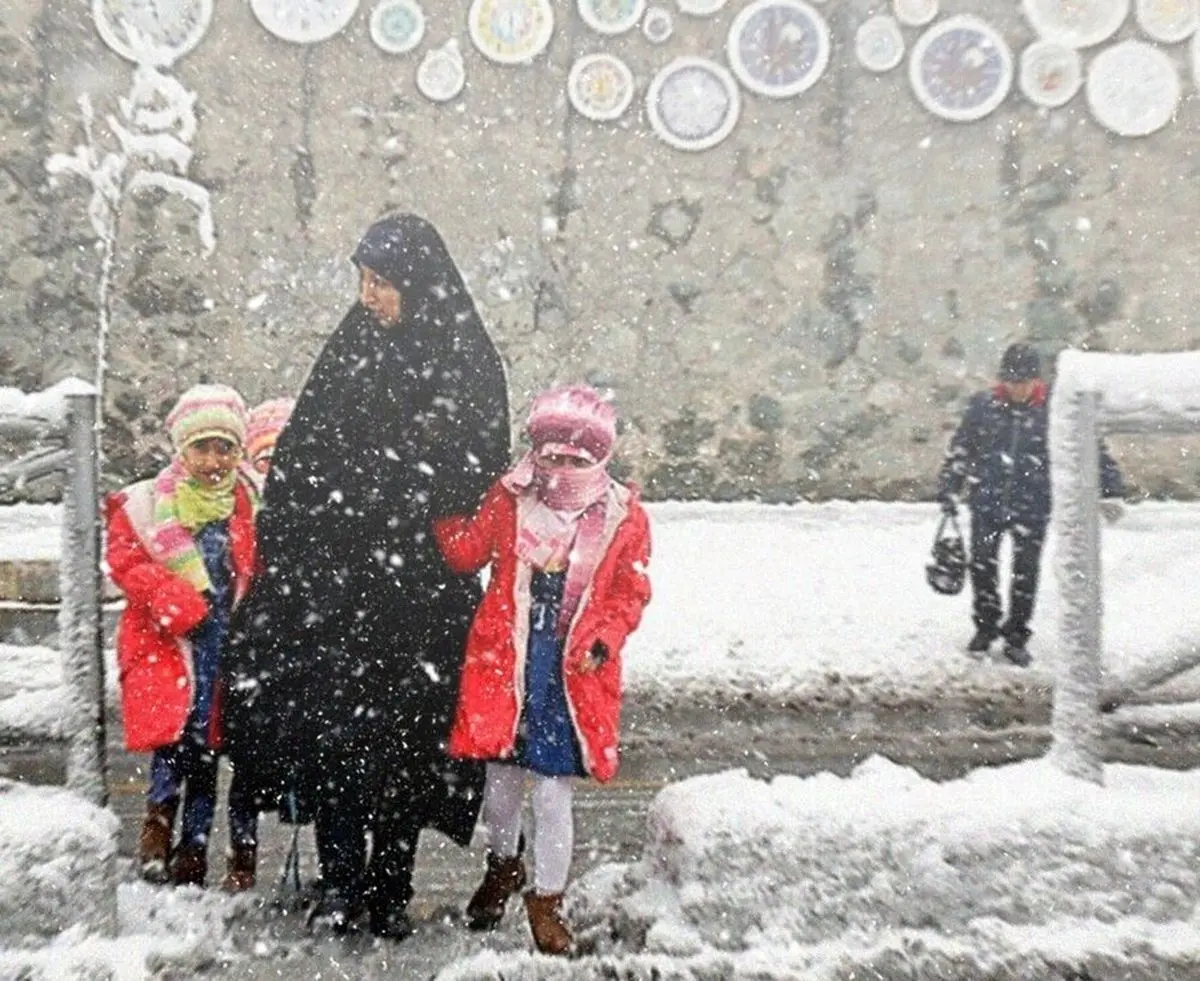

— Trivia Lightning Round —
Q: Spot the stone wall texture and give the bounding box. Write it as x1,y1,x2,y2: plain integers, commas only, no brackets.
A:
2,0,1198,498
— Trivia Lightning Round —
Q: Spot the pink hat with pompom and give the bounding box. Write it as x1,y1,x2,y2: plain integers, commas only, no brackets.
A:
525,385,616,464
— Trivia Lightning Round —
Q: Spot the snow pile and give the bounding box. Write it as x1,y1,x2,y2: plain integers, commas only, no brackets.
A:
438,758,1200,980
0,882,251,980
0,642,121,741
0,379,94,429
0,780,119,943
1056,349,1200,426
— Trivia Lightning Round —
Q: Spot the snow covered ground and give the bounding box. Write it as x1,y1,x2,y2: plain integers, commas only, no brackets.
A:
3,500,1200,978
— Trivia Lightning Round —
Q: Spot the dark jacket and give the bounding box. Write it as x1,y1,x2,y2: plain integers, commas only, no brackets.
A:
223,216,511,845
938,382,1123,526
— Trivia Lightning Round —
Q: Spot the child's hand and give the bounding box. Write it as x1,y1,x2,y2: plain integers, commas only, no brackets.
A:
578,640,609,674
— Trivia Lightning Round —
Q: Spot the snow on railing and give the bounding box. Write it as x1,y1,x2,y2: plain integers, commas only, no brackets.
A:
1050,350,1200,785
0,380,107,808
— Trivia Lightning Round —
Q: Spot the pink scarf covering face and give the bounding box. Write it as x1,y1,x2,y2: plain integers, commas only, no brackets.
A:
501,451,613,637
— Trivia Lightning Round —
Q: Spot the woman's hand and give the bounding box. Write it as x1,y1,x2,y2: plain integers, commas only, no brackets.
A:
577,640,609,675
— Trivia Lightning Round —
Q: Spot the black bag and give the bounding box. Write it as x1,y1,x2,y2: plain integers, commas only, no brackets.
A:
926,514,967,596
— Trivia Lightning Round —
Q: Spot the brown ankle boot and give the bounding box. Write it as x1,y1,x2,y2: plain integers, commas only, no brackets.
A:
524,891,573,956
170,843,208,887
466,852,527,930
221,843,257,893
138,800,177,885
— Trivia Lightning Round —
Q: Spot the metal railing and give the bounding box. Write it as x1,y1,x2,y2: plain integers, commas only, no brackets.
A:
1049,350,1200,784
0,385,106,806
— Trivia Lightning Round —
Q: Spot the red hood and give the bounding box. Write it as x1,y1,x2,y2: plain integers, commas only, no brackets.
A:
992,379,1047,407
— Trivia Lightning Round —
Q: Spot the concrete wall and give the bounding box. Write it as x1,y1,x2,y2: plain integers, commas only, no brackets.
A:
2,0,1198,498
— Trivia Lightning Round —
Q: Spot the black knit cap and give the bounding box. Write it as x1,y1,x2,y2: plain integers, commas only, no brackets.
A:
999,342,1042,382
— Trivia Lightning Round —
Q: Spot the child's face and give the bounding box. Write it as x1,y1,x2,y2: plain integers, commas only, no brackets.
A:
252,452,272,476
538,452,591,469
181,437,242,485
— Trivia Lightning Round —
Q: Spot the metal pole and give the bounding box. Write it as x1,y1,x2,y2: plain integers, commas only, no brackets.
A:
61,391,108,807
1049,388,1104,785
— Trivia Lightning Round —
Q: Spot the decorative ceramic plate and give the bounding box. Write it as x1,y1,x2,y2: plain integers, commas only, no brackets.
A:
568,53,635,120
893,0,938,28
1019,39,1082,106
369,0,424,53
1135,0,1197,42
642,5,674,42
92,0,213,65
676,0,727,15
1022,0,1129,47
855,14,905,72
468,0,554,64
727,0,831,98
909,15,1013,122
1086,38,1179,134
646,56,741,151
578,0,645,34
416,38,465,101
250,0,360,43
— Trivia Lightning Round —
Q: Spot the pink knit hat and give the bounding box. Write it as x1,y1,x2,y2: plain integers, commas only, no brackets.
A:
525,385,616,464
166,384,248,451
246,397,296,464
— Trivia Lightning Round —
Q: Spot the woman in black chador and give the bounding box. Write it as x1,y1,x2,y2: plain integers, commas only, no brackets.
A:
224,214,511,939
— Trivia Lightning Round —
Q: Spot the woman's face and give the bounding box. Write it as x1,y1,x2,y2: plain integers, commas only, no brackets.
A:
359,267,403,326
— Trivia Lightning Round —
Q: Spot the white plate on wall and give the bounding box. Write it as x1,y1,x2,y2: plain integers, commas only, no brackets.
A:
250,0,360,44
369,0,425,53
468,0,554,64
726,0,831,99
1134,0,1197,43
909,15,1013,122
646,56,741,151
856,14,905,73
893,0,938,28
1022,0,1130,47
1086,38,1180,135
93,0,213,65
416,38,465,101
1019,39,1083,107
568,52,635,120
578,0,646,35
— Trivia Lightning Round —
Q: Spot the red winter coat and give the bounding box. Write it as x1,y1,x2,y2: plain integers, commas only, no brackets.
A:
434,480,652,783
104,478,257,752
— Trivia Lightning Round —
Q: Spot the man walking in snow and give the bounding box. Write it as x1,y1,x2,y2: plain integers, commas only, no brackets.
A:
937,342,1124,667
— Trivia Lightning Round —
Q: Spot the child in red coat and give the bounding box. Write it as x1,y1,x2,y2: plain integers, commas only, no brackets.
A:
434,384,652,956
105,384,260,891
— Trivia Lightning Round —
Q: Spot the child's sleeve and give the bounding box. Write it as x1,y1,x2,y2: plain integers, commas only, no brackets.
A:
104,495,210,637
433,481,505,575
592,503,653,657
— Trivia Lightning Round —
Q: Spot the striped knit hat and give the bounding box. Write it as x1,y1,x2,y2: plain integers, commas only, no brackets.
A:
246,397,295,464
166,384,248,452
526,384,616,464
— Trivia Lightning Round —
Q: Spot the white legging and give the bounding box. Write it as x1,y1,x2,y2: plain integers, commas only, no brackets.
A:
483,762,574,895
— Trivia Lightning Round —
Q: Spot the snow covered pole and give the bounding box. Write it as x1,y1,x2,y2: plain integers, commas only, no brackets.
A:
1048,377,1104,785
61,390,108,808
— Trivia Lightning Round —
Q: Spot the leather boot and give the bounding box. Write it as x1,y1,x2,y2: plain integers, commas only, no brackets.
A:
138,800,177,885
524,890,573,956
170,842,208,887
466,852,527,931
221,843,257,893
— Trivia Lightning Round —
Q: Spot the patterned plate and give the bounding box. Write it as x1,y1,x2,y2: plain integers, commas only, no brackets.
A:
727,0,831,98
676,0,727,14
855,14,905,73
250,0,360,44
568,53,635,120
1022,0,1129,47
1019,39,1082,106
369,0,425,53
579,0,645,34
416,38,465,101
468,0,554,64
92,0,213,65
1135,0,1197,42
642,6,674,42
909,15,1013,122
646,56,741,151
1086,38,1179,135
893,0,938,28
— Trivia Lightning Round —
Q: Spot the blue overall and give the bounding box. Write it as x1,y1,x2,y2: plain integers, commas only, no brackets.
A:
148,521,257,848
517,571,584,778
